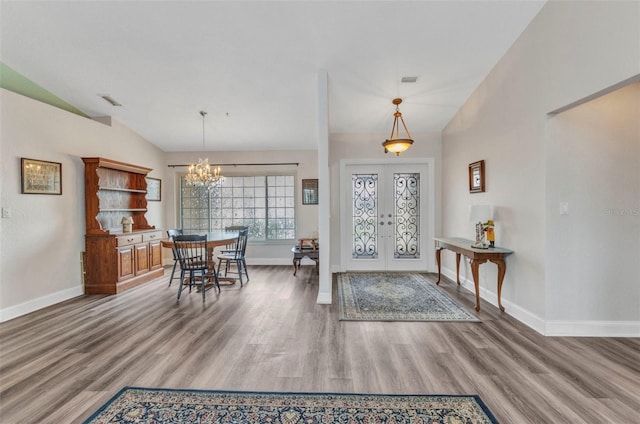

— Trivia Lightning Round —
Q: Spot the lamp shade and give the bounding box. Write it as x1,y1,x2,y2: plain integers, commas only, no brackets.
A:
469,204,491,223
383,138,413,155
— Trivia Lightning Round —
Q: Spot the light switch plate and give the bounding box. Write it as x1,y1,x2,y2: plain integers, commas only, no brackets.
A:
560,202,569,215
1,207,11,218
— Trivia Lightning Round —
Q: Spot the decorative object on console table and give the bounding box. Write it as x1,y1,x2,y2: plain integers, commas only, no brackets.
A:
468,160,485,193
484,219,495,247
82,157,163,295
469,204,491,249
298,238,318,250
21,158,62,195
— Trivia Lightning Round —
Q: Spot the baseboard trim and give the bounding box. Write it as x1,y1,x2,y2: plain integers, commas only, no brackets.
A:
316,291,332,304
545,320,640,337
245,258,293,266
441,266,639,337
0,285,84,323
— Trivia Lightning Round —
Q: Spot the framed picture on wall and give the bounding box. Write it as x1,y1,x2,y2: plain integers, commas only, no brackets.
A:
302,179,318,205
468,160,485,193
21,158,62,195
146,177,161,201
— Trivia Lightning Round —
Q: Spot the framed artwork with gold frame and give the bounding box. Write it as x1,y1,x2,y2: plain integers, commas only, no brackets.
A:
468,160,485,193
21,158,62,195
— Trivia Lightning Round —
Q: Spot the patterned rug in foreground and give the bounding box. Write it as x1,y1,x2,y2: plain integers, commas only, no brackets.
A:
84,387,499,424
338,272,480,321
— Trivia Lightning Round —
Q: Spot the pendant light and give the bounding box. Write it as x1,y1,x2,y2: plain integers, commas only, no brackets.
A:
382,98,414,155
185,111,222,189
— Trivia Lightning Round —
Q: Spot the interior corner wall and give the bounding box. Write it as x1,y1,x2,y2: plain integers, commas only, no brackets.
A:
0,89,166,321
441,0,640,333
545,82,640,330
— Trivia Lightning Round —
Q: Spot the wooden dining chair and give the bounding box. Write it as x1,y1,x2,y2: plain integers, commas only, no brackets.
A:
220,225,249,253
217,228,249,286
173,234,219,301
166,229,183,287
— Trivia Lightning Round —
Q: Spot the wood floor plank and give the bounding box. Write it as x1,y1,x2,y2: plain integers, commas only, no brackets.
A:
1,265,639,423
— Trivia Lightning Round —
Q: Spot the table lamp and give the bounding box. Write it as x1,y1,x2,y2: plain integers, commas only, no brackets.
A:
469,204,491,248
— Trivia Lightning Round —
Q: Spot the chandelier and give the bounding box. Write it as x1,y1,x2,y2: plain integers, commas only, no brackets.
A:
186,111,223,189
382,98,414,156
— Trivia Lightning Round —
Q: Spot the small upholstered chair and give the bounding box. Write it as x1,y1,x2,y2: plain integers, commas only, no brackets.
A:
173,234,218,301
166,229,183,287
217,228,249,286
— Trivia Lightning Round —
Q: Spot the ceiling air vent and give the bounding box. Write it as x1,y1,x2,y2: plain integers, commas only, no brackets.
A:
400,76,418,83
100,95,122,107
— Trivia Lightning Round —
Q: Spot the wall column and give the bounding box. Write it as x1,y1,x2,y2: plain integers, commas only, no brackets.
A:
316,70,331,304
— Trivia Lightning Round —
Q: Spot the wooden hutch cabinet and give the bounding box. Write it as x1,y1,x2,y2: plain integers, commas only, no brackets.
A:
82,157,163,294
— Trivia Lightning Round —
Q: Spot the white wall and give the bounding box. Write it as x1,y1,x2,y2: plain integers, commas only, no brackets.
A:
328,131,443,270
442,0,640,334
163,150,318,264
0,89,166,321
546,82,640,331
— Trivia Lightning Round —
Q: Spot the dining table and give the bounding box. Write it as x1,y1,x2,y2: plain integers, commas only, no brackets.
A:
161,230,240,286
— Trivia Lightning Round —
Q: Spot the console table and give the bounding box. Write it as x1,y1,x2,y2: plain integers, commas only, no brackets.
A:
291,246,319,276
434,237,513,312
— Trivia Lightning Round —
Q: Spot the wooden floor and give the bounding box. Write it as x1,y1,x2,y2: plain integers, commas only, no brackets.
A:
1,266,639,423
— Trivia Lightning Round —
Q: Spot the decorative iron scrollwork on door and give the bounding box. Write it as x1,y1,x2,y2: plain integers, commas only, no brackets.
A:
352,174,378,259
393,173,420,258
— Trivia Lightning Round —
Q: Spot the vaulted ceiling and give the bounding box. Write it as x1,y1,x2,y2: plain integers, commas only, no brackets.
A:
1,1,545,151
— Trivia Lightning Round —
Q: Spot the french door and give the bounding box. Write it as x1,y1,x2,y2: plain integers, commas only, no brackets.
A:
342,162,429,271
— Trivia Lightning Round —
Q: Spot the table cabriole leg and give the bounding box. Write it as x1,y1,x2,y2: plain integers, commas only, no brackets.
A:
491,258,507,312
435,247,442,284
469,258,487,312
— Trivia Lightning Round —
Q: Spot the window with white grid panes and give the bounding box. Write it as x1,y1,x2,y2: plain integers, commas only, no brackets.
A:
180,175,295,241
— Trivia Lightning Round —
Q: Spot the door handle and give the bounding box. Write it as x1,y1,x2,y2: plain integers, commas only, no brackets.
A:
388,221,392,225
379,221,384,225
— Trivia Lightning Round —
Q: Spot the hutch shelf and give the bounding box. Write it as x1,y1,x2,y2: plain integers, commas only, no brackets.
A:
82,157,163,294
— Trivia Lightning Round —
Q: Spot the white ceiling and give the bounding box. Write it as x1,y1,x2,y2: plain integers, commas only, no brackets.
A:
1,1,545,152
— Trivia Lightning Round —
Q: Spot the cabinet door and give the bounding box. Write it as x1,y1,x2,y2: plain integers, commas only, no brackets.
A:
134,243,150,275
117,246,135,281
149,240,162,270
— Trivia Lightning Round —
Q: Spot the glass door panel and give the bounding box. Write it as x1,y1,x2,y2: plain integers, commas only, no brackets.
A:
343,163,427,271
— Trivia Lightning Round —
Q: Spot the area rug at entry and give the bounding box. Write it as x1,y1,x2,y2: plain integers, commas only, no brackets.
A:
83,387,499,423
338,272,480,321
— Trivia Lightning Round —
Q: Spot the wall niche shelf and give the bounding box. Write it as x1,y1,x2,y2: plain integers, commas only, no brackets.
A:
82,157,163,295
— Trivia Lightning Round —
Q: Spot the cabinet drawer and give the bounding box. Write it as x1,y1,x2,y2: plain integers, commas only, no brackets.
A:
143,230,163,242
116,234,143,246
